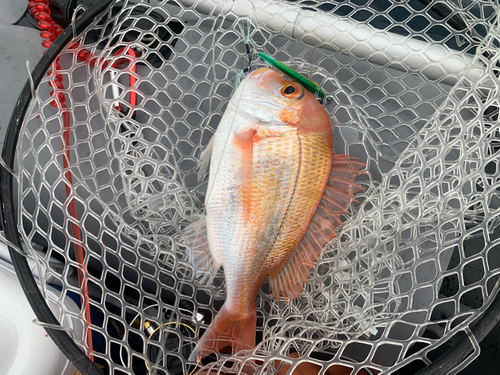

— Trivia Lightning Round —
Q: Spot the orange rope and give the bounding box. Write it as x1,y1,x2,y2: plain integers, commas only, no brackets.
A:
28,0,138,358
28,0,94,356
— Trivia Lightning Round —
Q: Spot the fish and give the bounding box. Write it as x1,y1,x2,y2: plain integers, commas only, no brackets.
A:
182,67,365,363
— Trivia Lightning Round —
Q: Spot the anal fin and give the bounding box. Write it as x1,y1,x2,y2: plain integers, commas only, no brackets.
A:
270,154,366,302
181,215,221,284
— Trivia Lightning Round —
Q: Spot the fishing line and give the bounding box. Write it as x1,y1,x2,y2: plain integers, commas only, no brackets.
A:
26,60,36,107
0,233,35,261
145,321,199,375
32,318,77,340
0,156,17,178
71,5,87,40
202,76,251,204
202,17,255,205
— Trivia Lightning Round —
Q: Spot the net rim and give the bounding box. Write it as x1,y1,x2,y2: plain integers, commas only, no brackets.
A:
416,286,500,375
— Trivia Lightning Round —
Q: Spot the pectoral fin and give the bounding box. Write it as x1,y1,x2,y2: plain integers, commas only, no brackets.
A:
234,128,256,221
197,134,216,182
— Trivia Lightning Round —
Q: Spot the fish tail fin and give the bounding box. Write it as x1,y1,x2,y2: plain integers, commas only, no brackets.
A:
189,304,256,362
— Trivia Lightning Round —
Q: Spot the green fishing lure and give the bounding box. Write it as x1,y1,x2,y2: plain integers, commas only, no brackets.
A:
258,52,327,99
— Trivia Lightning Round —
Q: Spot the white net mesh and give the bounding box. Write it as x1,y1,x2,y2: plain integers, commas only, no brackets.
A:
13,0,500,374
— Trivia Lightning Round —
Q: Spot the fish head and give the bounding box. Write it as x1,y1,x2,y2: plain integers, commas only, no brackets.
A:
239,68,331,133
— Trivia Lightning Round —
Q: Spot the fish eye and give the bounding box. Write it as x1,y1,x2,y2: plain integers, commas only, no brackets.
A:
281,84,304,99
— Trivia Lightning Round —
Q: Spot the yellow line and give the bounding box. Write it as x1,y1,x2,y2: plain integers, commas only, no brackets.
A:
144,321,200,375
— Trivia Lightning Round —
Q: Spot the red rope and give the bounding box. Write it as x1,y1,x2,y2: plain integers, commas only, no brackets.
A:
61,106,94,355
28,0,95,355
28,0,64,47
27,6,138,357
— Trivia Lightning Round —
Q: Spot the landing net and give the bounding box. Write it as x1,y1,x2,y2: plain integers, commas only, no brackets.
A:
13,0,500,374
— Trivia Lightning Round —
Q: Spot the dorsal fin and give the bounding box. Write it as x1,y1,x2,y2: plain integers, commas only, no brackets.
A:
270,154,366,301
181,215,221,284
197,134,216,182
